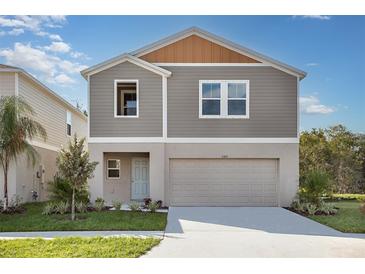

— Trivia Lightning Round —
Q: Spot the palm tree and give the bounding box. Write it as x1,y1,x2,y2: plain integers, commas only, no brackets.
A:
0,96,47,210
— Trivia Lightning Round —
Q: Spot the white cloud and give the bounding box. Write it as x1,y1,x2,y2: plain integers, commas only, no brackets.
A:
0,42,86,85
306,62,320,67
49,34,62,41
70,51,90,60
44,41,71,53
54,73,75,85
8,28,24,36
294,15,331,20
300,95,335,114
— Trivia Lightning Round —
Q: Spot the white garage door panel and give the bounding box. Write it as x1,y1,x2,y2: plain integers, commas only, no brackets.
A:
169,159,279,206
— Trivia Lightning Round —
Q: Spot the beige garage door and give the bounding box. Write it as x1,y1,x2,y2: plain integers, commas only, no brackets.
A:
169,159,279,206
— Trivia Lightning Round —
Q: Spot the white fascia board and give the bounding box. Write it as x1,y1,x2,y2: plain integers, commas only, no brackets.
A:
81,54,172,79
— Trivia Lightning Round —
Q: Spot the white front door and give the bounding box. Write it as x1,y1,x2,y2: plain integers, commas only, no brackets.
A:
131,158,149,200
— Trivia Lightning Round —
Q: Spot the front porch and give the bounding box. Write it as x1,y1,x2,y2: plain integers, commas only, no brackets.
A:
103,152,149,205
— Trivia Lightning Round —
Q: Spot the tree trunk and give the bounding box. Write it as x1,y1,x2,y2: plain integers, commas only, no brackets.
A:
71,186,75,221
3,167,8,211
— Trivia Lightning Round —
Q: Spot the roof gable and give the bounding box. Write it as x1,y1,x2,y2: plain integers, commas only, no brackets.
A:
139,35,260,63
131,27,306,79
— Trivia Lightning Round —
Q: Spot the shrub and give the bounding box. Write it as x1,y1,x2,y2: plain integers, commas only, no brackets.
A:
305,203,318,215
55,201,69,215
95,197,105,212
9,195,23,209
148,201,159,213
76,201,88,213
299,170,330,205
0,199,3,211
42,202,56,215
112,200,122,210
48,175,89,204
129,202,141,212
318,201,338,215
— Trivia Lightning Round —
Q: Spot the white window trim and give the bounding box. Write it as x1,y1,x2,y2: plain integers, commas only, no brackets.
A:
199,80,250,119
107,159,121,179
114,79,139,118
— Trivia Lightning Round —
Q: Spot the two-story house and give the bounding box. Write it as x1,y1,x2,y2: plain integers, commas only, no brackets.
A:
81,27,306,207
0,64,87,202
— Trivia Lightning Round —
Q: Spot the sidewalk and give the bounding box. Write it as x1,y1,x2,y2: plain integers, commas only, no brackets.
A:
0,230,164,239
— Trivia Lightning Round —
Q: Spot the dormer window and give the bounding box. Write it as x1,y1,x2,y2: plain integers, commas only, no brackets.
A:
114,80,139,118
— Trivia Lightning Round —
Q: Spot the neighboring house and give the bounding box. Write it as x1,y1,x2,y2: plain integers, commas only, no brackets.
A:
0,64,87,202
81,27,306,207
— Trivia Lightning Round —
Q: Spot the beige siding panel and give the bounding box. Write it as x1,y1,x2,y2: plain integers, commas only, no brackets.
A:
0,72,15,97
164,66,297,138
90,61,163,137
18,75,86,147
169,158,278,206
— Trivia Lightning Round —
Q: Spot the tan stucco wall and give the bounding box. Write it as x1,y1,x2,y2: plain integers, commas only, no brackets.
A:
88,143,165,205
88,142,298,207
15,146,58,202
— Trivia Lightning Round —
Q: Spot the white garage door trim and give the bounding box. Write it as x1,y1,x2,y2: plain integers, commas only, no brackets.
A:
169,158,279,207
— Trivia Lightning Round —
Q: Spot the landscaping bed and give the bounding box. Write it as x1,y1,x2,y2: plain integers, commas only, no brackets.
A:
308,200,365,233
0,236,160,258
0,202,167,232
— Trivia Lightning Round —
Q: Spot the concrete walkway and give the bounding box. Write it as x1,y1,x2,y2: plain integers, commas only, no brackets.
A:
0,230,164,239
144,207,365,258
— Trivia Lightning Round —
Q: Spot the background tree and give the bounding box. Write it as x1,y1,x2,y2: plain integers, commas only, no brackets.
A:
300,124,364,193
0,96,46,210
56,135,98,220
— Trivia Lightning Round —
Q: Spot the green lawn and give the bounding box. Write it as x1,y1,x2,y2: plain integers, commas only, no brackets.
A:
0,202,167,232
0,237,160,258
309,200,365,233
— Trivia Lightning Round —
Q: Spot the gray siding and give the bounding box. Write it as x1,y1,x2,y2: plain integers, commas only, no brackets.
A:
164,66,297,138
90,61,163,137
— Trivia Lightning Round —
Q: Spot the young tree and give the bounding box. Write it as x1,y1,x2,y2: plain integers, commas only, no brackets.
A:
0,96,47,210
56,135,98,220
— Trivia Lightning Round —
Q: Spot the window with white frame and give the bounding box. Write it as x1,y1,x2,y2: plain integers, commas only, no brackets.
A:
199,80,249,118
66,111,72,136
107,159,120,179
114,80,138,117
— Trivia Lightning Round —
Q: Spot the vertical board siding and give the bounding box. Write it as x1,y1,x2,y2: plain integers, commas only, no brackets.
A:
90,61,163,137
0,72,15,97
140,35,260,63
18,75,86,147
164,66,297,138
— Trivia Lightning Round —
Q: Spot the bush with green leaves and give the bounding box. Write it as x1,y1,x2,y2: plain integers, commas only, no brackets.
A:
129,202,141,212
298,169,331,206
76,201,88,213
55,201,69,215
48,175,89,204
112,200,122,210
94,197,105,212
42,202,56,215
318,201,338,215
147,201,159,213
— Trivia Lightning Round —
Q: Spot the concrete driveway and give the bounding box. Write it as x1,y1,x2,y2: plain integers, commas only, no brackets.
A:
144,207,365,257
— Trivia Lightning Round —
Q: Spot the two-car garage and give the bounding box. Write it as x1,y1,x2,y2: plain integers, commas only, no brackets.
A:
169,158,279,207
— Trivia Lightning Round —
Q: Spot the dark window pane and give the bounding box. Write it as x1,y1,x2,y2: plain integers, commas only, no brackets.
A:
202,100,220,115
108,160,120,169
67,124,71,136
228,100,246,115
123,92,137,116
108,169,120,178
125,108,137,116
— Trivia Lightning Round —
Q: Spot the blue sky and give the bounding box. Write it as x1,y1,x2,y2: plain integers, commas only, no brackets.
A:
0,16,364,132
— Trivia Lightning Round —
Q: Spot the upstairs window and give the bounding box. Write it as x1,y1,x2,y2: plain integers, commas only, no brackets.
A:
114,80,138,117
199,80,249,119
66,111,72,136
